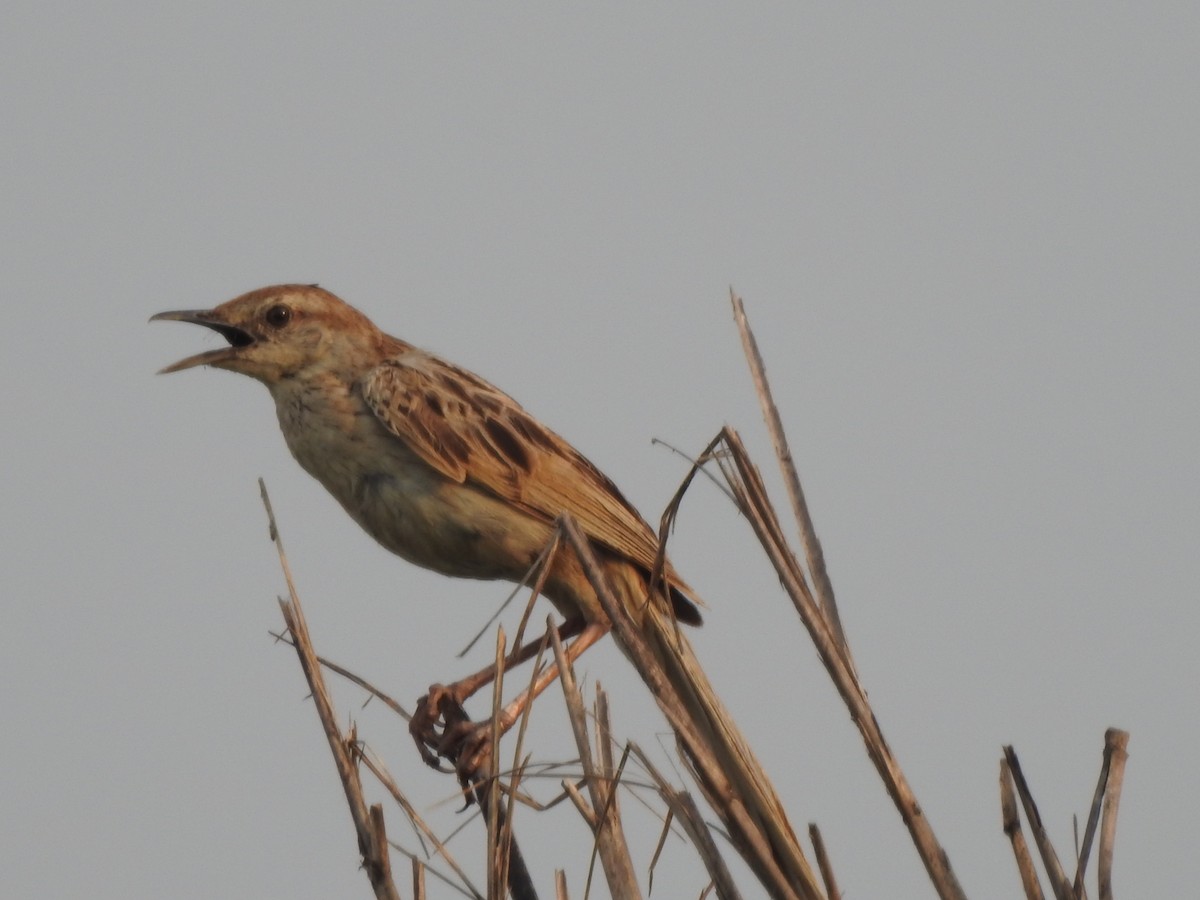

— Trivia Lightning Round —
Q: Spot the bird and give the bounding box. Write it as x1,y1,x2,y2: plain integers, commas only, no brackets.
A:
152,284,702,758
153,285,825,896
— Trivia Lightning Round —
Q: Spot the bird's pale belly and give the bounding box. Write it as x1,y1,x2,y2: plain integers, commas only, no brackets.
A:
350,467,554,582
276,391,551,583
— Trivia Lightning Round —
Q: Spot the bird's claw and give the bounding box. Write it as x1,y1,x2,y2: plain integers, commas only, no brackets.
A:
409,684,496,790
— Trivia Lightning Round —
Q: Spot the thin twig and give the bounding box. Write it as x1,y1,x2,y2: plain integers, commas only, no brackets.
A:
1000,758,1045,900
558,513,820,900
1097,729,1129,900
631,744,744,900
1003,746,1073,900
730,290,847,657
413,858,427,900
486,627,507,900
459,533,560,659
357,748,483,899
1074,732,1118,895
716,426,963,900
269,629,412,720
552,623,642,900
807,825,839,900
259,479,401,900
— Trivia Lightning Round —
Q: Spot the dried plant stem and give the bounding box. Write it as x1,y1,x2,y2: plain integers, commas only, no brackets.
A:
357,745,482,897
552,627,642,899
559,514,823,900
713,424,964,899
726,292,966,900
269,630,412,720
807,825,839,900
1097,729,1129,900
486,627,508,900
1001,730,1129,900
1003,746,1073,900
1000,758,1045,900
730,291,847,659
259,479,401,900
631,744,744,900
1074,731,1118,895
413,858,427,900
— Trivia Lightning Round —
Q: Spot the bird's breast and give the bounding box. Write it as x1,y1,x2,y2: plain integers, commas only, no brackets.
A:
269,378,551,582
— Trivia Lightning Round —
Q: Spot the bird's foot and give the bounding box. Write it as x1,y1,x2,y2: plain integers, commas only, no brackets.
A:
410,682,471,770
410,684,507,795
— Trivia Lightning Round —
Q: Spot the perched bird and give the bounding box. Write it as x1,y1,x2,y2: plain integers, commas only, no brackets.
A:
153,284,699,625
154,285,818,894
152,285,701,749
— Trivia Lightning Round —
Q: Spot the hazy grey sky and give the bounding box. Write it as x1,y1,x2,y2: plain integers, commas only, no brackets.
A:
3,4,1196,898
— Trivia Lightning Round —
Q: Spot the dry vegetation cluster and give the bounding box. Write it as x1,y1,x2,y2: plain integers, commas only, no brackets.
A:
261,295,1127,900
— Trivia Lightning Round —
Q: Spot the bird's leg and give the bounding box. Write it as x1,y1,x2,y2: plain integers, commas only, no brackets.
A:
452,621,610,779
410,617,587,767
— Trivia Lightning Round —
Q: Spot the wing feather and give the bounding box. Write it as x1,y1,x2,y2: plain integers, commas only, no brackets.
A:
361,351,695,599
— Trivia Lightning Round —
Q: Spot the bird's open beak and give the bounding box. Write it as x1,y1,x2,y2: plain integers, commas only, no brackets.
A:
150,309,257,374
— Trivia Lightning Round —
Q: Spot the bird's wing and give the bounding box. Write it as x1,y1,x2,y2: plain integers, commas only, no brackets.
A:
361,350,681,582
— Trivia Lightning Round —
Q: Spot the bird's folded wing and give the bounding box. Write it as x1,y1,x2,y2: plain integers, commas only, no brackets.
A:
361,352,684,585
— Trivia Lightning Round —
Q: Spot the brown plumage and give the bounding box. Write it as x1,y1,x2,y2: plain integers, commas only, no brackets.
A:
153,284,823,897
152,283,701,628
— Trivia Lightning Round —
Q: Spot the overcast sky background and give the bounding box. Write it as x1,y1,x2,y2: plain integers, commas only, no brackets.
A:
3,4,1197,898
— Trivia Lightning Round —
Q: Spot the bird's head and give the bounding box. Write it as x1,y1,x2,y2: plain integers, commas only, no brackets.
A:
152,284,384,385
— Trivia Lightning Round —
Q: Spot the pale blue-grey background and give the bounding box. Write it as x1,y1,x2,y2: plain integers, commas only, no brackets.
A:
2,4,1196,898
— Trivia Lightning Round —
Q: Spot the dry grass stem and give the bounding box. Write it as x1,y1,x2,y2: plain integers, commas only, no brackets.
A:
247,294,1133,900
631,743,744,900
559,514,822,900
459,533,561,660
1000,730,1129,900
1073,733,1117,895
1000,758,1045,900
356,749,482,898
730,291,848,660
259,479,401,900
1003,746,1073,900
712,424,965,899
269,629,412,720
713,303,969,900
1097,729,1129,900
413,858,427,900
552,626,642,900
486,627,507,900
806,825,839,900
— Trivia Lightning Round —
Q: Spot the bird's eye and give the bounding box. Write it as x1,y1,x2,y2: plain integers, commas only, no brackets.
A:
264,305,292,328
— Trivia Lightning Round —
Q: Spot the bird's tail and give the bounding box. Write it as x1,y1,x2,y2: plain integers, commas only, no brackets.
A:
638,609,824,899
596,555,824,899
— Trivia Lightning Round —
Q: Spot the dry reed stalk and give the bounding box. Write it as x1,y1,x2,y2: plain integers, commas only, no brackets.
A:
413,858,428,900
264,479,521,900
267,629,412,720
358,747,483,897
806,825,839,900
1073,729,1122,896
721,292,968,900
1097,729,1128,900
260,480,402,900
1003,746,1073,900
559,514,824,900
551,628,642,899
1000,729,1129,900
1001,757,1046,900
255,292,1133,900
629,744,743,900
